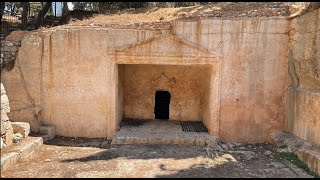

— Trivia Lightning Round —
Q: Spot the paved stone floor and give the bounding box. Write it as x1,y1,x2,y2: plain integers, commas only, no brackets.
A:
112,119,218,146
0,136,313,178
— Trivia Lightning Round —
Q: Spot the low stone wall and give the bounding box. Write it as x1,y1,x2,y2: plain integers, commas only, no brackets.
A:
0,39,22,147
0,40,21,71
1,83,13,148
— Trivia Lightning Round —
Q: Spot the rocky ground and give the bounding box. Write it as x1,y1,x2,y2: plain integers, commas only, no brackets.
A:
64,2,288,27
0,136,315,178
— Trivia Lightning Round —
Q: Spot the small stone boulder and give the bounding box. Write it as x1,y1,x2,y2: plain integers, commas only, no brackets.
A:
1,83,6,95
39,125,56,141
13,133,23,143
12,122,30,138
1,94,10,113
264,150,272,156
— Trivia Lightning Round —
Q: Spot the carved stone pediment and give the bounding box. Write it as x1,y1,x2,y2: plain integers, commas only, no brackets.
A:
114,34,214,58
111,34,217,65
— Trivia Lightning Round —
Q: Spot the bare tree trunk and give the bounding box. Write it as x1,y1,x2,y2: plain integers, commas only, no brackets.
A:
99,2,109,14
22,2,29,30
59,2,70,24
35,2,52,29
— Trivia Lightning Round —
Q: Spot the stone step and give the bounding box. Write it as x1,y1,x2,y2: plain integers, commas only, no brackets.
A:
0,136,43,172
111,135,218,146
112,119,218,147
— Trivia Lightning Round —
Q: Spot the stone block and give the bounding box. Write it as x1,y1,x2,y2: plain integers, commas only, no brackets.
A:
0,137,5,148
3,46,10,51
0,83,5,95
0,152,19,172
6,42,13,47
13,41,21,46
39,125,56,140
9,46,18,52
1,120,10,136
4,124,13,146
1,112,9,122
1,95,10,113
12,122,30,138
13,133,23,143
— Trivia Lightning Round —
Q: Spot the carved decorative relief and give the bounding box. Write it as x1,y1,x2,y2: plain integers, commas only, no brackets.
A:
152,72,176,85
110,33,218,65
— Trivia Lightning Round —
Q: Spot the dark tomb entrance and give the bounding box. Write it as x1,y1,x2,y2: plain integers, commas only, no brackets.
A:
154,91,171,120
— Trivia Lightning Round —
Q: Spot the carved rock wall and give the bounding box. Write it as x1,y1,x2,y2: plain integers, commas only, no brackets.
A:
1,17,290,142
122,65,212,121
287,8,320,147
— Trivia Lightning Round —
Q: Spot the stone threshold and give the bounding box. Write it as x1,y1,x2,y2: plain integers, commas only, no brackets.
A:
0,136,43,172
112,119,218,146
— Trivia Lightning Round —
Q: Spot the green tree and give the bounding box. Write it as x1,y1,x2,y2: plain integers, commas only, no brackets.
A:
72,2,98,11
59,2,70,24
0,2,5,23
5,2,23,14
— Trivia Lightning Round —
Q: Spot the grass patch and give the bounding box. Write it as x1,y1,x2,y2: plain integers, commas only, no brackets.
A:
274,152,318,177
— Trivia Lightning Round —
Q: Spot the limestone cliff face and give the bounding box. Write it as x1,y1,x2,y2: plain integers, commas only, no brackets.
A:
287,8,320,147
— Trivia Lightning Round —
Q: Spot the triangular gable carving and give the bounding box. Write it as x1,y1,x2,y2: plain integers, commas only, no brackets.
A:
152,73,176,85
114,34,215,58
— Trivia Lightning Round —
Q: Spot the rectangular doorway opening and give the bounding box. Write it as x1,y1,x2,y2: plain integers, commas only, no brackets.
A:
154,90,171,120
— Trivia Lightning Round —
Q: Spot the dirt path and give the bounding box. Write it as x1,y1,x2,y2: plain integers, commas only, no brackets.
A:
1,137,312,178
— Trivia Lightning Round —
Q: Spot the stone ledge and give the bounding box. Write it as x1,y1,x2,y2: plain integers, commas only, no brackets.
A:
0,136,43,172
297,148,320,176
273,131,320,176
112,135,218,146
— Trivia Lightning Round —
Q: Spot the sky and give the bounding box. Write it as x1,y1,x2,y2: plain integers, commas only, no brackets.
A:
52,2,75,16
52,2,62,16
67,2,74,11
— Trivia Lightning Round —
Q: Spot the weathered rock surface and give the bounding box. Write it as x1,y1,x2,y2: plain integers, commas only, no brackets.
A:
0,137,5,148
0,40,21,71
297,147,320,176
1,95,10,114
0,83,13,148
273,131,320,176
3,124,13,146
11,122,30,138
13,133,23,143
39,125,56,141
287,7,320,147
